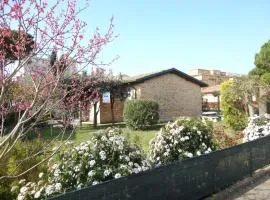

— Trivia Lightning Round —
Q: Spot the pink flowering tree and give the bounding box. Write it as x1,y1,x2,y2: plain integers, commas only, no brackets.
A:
63,67,110,127
65,68,130,128
0,0,115,180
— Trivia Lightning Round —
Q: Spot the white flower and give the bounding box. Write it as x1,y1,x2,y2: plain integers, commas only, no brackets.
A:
125,156,130,162
51,164,58,170
133,168,140,173
101,136,107,141
11,186,18,192
92,181,99,185
88,170,95,177
65,141,73,145
120,164,127,169
38,180,44,186
184,152,193,158
180,137,185,142
184,136,189,140
26,182,32,187
89,160,96,167
19,179,26,185
45,185,54,195
114,173,121,179
55,183,62,191
18,194,25,200
104,169,111,177
19,187,28,195
52,146,58,151
54,169,60,177
118,145,124,150
38,172,44,178
77,184,83,189
99,151,106,160
243,114,270,142
74,166,80,172
163,152,169,157
34,191,41,199
205,148,212,154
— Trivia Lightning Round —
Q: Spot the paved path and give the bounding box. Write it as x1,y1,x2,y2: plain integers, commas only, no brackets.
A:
206,165,270,200
233,178,270,200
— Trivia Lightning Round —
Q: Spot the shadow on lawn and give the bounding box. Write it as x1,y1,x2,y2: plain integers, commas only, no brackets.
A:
24,122,165,144
24,126,76,141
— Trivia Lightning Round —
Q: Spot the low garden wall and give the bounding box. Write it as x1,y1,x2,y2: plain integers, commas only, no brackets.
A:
50,135,270,200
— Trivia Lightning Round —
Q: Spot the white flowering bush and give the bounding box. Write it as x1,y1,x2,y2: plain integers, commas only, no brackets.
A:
15,128,151,199
149,118,216,165
243,114,270,142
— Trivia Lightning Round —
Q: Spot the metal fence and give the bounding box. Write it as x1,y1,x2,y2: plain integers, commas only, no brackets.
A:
50,135,270,200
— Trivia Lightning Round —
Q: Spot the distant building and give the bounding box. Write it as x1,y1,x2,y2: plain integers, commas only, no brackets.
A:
201,85,220,111
188,69,232,86
188,68,241,112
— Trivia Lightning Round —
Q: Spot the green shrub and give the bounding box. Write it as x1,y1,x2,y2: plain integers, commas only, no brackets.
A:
0,140,47,199
123,99,159,130
212,121,243,149
149,118,216,165
220,80,248,130
15,128,151,199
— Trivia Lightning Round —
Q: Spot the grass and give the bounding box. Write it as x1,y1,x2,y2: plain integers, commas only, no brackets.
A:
122,128,157,152
74,125,160,153
37,123,161,153
35,121,244,153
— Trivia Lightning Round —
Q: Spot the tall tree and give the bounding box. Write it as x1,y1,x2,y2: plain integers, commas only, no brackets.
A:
0,29,34,62
249,40,270,76
0,0,115,180
64,68,109,128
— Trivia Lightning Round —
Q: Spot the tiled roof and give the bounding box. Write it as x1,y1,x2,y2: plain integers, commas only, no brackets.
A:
123,68,208,87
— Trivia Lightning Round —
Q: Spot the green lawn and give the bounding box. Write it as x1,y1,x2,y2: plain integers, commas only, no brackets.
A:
121,128,156,152
38,124,161,153
74,125,159,153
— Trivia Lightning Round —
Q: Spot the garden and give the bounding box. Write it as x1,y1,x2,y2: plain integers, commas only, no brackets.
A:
2,0,270,200
3,97,270,200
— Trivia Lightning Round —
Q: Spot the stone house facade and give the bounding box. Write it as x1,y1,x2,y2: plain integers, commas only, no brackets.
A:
90,68,207,124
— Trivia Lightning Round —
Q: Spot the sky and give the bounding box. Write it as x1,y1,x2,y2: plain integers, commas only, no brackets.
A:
79,0,270,76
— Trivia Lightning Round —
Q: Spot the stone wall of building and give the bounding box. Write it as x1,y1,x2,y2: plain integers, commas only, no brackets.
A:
133,73,202,122
99,98,124,124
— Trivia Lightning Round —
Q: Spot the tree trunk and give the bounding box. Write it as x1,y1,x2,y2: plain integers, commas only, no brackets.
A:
248,104,254,116
217,95,220,113
259,88,267,115
110,96,115,125
93,102,98,128
79,102,82,127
